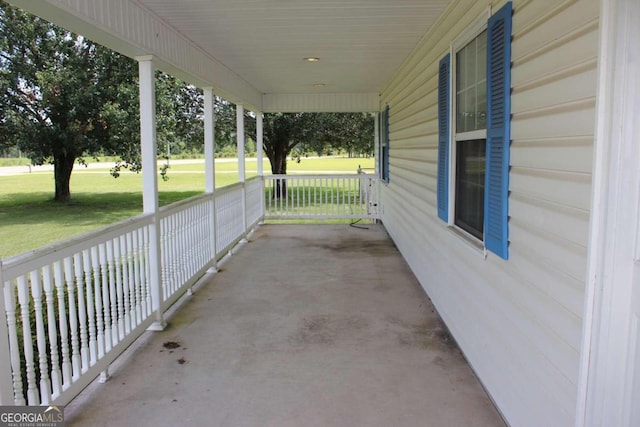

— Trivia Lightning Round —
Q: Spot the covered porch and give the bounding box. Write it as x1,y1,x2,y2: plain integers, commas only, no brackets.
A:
63,224,504,426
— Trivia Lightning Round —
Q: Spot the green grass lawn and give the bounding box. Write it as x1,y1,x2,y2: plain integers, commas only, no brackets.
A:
0,157,374,258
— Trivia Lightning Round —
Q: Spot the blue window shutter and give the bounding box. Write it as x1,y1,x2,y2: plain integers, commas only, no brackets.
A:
378,113,384,177
437,54,450,222
384,105,390,182
485,1,512,259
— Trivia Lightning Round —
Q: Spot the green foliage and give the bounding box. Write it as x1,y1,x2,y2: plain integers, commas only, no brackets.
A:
0,2,141,200
0,2,208,199
262,112,374,175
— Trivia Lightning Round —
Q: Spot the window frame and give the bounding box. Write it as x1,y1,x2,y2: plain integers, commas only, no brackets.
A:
449,12,490,243
379,105,390,183
437,2,512,260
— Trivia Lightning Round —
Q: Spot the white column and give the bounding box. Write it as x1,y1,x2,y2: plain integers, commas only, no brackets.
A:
236,104,246,183
204,88,216,193
203,88,218,272
236,104,248,239
0,263,15,404
576,0,640,425
137,56,165,331
256,112,265,222
374,112,380,177
256,113,264,176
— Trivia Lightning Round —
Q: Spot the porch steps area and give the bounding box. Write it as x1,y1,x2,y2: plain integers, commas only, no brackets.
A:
65,224,505,427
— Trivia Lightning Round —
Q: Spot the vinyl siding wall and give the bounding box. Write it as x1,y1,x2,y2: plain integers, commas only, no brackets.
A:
379,0,599,425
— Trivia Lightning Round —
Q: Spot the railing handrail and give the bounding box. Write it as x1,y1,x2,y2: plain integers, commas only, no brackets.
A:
264,173,375,179
3,176,267,268
1,213,154,278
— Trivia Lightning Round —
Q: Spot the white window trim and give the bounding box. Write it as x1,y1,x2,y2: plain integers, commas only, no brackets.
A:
447,8,491,247
455,129,487,142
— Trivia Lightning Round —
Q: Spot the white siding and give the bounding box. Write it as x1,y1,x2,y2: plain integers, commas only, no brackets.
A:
379,0,599,425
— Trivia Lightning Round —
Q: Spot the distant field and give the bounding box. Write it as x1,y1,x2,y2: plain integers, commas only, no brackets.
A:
0,157,374,258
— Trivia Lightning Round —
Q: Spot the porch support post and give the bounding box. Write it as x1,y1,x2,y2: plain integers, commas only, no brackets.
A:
236,104,248,241
576,0,640,425
256,112,265,221
236,104,246,183
374,112,380,177
204,87,218,272
0,263,16,404
256,113,264,177
204,88,216,193
137,56,166,331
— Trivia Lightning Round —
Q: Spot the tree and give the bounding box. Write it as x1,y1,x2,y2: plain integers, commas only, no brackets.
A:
262,112,373,174
261,112,373,197
0,2,210,199
0,3,138,201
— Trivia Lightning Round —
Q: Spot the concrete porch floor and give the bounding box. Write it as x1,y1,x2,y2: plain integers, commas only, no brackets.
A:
65,224,506,427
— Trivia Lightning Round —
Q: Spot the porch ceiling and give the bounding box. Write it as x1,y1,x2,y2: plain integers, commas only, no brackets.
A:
7,0,452,111
138,0,451,95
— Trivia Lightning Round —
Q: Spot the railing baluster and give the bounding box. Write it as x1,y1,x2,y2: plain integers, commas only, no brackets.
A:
42,265,62,397
120,235,131,335
114,238,124,341
63,257,80,381
16,276,38,404
30,270,51,404
92,246,105,358
279,177,283,216
3,280,24,405
304,178,313,217
73,253,89,373
98,243,112,352
142,226,152,317
161,217,169,297
125,232,138,334
83,249,97,366
53,260,72,389
141,224,150,312
171,213,178,292
106,241,119,345
133,230,141,321
349,177,353,216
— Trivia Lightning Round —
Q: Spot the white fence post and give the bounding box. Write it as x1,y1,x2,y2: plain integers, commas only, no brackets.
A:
0,262,16,404
256,113,265,221
236,105,248,239
204,88,218,272
137,56,165,332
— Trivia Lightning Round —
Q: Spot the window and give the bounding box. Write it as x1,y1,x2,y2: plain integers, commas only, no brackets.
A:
456,31,487,134
455,30,487,239
379,105,390,182
436,2,512,259
455,139,485,239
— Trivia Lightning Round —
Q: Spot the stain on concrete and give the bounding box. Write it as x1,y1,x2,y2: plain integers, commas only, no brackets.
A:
390,316,460,352
163,341,181,350
289,314,369,346
288,234,397,258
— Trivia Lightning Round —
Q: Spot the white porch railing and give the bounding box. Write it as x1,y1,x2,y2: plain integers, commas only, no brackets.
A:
264,174,379,220
0,177,263,406
0,173,378,407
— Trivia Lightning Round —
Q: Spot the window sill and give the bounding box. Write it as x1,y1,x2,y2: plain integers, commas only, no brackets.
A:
448,225,487,259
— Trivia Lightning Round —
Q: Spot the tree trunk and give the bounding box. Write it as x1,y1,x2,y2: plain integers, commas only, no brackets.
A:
270,142,288,198
53,153,75,202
